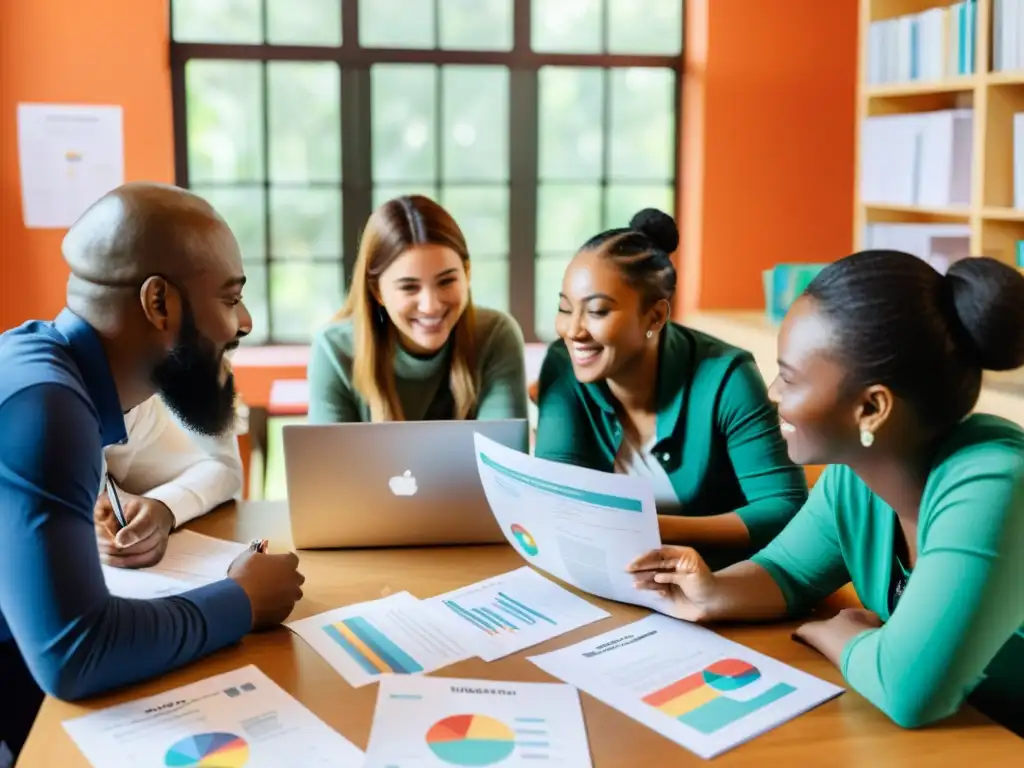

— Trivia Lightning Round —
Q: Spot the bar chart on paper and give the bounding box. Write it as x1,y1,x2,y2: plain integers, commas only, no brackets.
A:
430,567,609,661
287,592,471,687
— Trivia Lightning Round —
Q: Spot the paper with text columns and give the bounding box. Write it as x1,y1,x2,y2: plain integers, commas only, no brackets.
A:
473,432,668,611
529,615,844,759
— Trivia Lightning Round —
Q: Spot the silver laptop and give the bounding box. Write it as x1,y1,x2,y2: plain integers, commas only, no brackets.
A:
282,419,529,549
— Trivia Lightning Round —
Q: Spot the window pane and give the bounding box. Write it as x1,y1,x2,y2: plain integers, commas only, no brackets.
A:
270,188,342,259
442,67,509,182
605,185,675,230
535,254,573,341
195,186,266,263
441,186,509,255
532,0,602,53
373,185,440,209
608,0,683,54
267,0,342,46
172,0,261,43
539,68,604,181
268,62,341,183
270,263,345,343
440,0,513,51
610,68,675,180
470,256,509,313
186,61,264,183
360,0,434,48
240,264,268,345
537,184,601,254
372,65,437,183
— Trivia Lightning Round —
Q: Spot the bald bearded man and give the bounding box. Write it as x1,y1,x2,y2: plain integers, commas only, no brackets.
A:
0,183,304,762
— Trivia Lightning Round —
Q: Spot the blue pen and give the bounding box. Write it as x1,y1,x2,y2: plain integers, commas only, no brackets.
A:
105,473,128,529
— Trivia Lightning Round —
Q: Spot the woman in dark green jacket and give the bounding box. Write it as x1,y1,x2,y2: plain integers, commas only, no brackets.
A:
534,208,808,568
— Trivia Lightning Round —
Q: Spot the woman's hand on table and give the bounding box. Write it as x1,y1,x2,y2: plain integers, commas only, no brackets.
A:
793,608,883,667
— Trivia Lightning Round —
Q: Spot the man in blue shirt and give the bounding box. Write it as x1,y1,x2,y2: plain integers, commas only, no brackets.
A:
0,182,305,761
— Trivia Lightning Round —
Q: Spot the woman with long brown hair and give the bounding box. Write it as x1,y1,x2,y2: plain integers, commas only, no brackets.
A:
307,195,528,424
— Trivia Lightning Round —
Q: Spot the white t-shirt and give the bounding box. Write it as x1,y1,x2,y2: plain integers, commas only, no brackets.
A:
613,435,681,514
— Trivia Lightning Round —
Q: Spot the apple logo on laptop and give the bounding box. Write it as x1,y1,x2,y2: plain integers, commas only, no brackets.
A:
389,470,418,497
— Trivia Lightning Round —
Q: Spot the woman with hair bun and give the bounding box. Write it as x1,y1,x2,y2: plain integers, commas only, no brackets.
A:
534,209,808,568
629,250,1024,735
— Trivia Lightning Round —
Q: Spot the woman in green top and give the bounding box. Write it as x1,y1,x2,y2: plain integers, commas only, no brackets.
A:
307,195,528,423
629,250,1024,735
535,209,808,567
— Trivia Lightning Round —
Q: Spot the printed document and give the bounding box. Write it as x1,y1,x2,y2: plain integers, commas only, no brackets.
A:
287,592,471,687
17,103,124,229
364,675,593,768
101,530,247,600
529,615,844,759
473,433,668,611
62,665,363,767
427,566,610,661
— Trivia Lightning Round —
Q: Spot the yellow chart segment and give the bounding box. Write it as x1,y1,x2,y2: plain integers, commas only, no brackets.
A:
465,715,515,741
198,744,249,767
658,684,720,719
332,622,392,673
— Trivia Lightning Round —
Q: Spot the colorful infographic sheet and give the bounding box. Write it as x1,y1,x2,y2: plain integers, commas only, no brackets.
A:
62,665,363,767
528,615,844,759
427,567,610,661
363,675,593,768
473,433,669,612
287,592,471,687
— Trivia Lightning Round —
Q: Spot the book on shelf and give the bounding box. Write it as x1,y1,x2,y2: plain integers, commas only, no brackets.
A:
867,1,976,85
864,222,970,274
860,109,973,207
993,0,1024,72
762,264,828,325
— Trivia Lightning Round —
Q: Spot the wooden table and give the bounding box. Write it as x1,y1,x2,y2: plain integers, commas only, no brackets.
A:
20,502,1024,766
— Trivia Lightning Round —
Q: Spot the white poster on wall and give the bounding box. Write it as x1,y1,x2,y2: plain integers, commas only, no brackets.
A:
17,103,124,228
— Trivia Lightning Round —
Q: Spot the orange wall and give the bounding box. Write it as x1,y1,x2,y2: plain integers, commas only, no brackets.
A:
679,0,858,313
0,0,174,331
1,0,858,400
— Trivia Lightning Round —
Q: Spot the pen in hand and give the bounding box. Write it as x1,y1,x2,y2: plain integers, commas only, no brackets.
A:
248,538,269,554
105,473,128,529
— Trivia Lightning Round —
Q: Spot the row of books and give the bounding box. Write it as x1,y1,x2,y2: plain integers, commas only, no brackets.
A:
860,109,973,208
866,2,977,84
994,0,1024,71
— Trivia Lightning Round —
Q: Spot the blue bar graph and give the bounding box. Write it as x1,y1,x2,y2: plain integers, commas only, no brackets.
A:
443,592,558,636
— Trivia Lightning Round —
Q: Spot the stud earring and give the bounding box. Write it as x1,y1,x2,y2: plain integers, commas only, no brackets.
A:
646,330,654,339
860,428,874,448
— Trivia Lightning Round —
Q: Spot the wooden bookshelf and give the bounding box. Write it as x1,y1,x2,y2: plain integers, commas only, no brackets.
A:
855,0,1024,267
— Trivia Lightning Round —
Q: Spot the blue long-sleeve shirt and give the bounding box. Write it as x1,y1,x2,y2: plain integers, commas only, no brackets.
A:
0,309,252,701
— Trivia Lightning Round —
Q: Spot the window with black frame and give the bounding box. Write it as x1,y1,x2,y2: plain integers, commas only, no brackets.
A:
170,0,682,345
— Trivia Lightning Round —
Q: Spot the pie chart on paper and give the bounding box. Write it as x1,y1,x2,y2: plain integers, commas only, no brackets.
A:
164,732,250,767
509,524,538,557
426,714,516,766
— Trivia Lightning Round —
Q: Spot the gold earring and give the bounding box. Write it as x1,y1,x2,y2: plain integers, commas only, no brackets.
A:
860,428,874,448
